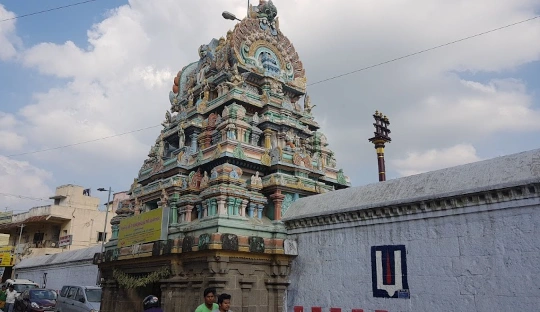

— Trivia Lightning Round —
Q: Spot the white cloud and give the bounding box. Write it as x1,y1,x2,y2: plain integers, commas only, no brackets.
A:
0,5,21,61
396,78,540,142
0,131,26,151
392,144,482,176
0,156,53,211
0,112,17,128
0,113,26,151
0,0,538,194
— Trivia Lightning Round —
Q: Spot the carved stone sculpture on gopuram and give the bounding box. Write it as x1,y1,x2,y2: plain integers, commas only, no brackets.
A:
98,1,350,311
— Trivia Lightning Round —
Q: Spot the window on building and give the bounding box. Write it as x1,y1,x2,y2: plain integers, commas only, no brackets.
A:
54,199,61,205
97,232,107,242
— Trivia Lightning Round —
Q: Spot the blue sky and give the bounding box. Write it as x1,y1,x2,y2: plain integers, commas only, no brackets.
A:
0,0,127,113
1,0,540,210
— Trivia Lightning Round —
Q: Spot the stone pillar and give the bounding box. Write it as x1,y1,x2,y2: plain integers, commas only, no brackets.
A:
265,278,290,312
178,206,185,222
197,204,203,219
185,205,194,222
257,204,265,219
111,224,119,239
190,131,200,154
227,197,235,215
170,202,178,225
248,203,256,218
270,190,285,220
217,195,227,214
240,199,248,217
277,132,286,149
263,129,273,149
251,128,262,146
233,198,242,216
160,278,191,312
204,200,210,217
244,129,251,143
237,128,244,142
239,279,255,312
201,202,207,217
211,199,218,216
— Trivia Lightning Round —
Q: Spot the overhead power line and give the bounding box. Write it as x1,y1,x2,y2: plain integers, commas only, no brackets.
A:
7,125,161,157
0,0,101,23
0,193,49,202
5,15,540,157
307,15,540,86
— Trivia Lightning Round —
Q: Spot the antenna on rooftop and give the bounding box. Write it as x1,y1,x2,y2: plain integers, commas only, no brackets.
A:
368,111,391,182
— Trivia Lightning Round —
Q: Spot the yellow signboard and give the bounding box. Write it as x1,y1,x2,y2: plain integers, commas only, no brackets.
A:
118,208,168,248
0,246,14,267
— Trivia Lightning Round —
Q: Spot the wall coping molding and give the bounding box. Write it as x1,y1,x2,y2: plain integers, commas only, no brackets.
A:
284,182,540,234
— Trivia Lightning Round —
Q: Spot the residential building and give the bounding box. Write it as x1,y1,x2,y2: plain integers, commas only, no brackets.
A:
0,185,115,262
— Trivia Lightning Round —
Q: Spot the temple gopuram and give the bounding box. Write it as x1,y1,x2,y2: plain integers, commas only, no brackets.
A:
97,1,349,311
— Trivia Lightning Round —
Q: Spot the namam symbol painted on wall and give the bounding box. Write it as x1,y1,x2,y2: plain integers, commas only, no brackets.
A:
371,245,410,298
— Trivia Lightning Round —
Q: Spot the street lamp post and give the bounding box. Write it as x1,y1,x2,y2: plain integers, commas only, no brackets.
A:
222,11,241,22
16,224,25,261
97,187,112,254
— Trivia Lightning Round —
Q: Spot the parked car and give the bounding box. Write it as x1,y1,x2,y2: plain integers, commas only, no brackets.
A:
5,279,40,293
14,289,57,312
55,286,101,312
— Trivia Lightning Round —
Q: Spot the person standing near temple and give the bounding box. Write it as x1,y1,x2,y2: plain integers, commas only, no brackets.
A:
0,285,7,310
195,288,218,312
212,293,233,312
4,285,17,312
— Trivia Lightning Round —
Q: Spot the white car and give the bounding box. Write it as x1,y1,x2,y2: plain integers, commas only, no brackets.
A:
4,279,40,293
55,285,101,312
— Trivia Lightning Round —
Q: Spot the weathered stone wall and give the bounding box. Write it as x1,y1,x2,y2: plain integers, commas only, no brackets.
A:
286,196,540,312
101,281,159,312
99,251,291,312
161,255,289,312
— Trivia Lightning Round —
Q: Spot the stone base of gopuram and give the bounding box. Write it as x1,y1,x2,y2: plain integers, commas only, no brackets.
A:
97,235,294,312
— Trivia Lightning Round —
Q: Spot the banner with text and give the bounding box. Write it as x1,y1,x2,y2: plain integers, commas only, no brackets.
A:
59,235,73,247
0,246,14,267
118,207,169,248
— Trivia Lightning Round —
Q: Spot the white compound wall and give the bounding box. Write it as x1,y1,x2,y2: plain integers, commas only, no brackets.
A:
285,196,540,312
